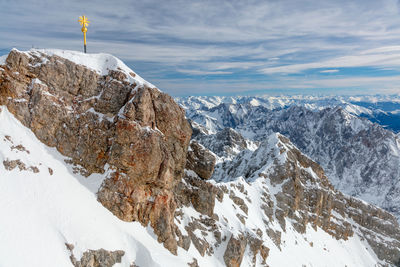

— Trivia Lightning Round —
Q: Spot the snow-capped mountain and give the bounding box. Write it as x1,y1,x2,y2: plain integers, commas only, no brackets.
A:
178,97,400,221
177,95,400,133
177,132,400,266
1,49,400,266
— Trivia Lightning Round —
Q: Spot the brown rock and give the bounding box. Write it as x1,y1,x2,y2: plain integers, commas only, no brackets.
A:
187,258,199,267
11,144,30,154
248,236,269,265
229,194,248,215
186,140,216,180
3,159,27,171
175,174,222,217
175,226,191,251
0,49,192,254
187,229,210,257
223,234,247,267
66,243,125,267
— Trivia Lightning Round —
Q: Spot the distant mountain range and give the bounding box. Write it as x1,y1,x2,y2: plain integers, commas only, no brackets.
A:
177,95,400,133
176,95,400,220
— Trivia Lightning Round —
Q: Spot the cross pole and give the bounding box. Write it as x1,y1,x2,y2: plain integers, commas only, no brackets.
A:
78,15,90,53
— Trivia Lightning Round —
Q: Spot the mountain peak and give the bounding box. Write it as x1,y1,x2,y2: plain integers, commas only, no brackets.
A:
4,48,154,88
0,48,192,255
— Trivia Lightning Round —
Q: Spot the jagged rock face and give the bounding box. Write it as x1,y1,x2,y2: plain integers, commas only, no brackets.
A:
261,106,400,217
174,172,269,264
0,49,192,254
173,132,400,266
189,119,211,138
193,127,251,159
3,50,400,266
186,140,216,180
223,235,247,267
175,172,222,217
215,133,400,265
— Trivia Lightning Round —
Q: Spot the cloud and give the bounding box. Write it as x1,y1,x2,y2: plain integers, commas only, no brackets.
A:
298,76,400,89
320,69,339,73
260,46,400,74
176,69,232,75
2,0,400,95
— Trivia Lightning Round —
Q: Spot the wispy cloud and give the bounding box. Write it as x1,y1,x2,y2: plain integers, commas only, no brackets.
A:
176,69,232,75
2,0,400,95
320,69,340,73
260,46,400,74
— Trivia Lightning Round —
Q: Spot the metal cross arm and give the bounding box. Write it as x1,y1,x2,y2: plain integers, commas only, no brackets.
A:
78,15,90,53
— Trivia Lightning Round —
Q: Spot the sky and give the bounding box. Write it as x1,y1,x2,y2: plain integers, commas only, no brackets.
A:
2,0,400,96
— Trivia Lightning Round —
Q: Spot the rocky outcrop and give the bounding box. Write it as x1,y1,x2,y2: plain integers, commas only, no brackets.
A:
0,49,192,254
174,171,224,257
223,234,247,267
3,158,39,173
66,243,124,267
192,126,253,159
186,141,216,180
175,171,223,217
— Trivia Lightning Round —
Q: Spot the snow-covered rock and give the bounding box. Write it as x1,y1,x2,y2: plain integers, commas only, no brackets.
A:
179,96,400,222
177,95,400,133
175,132,400,266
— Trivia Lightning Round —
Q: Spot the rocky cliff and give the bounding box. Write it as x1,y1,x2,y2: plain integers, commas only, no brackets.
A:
0,49,192,254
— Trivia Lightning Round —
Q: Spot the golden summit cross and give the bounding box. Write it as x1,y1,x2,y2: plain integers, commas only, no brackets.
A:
78,15,90,53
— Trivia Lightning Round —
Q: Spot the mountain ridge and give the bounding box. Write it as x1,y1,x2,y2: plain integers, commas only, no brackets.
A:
179,96,400,221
